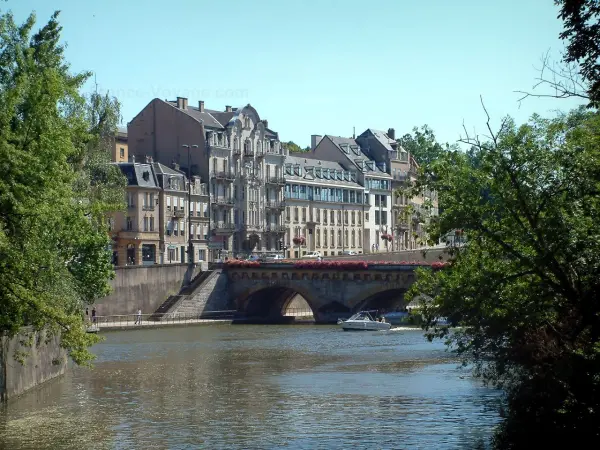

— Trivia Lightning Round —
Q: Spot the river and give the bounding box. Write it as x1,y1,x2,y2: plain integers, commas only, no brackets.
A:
0,325,502,449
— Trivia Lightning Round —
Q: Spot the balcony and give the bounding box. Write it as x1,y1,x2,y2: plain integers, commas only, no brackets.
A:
172,210,185,218
142,205,155,211
233,147,241,156
210,170,235,181
255,148,265,158
243,148,254,157
242,224,263,232
266,176,286,186
117,230,160,240
265,201,285,210
213,222,235,234
211,197,235,207
265,224,286,233
241,172,260,182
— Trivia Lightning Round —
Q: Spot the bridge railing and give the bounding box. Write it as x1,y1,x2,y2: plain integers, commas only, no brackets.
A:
90,311,237,329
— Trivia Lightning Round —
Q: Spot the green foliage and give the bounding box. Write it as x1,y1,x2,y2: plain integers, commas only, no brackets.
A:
556,0,600,107
397,125,454,166
407,107,600,446
284,141,310,153
0,11,125,365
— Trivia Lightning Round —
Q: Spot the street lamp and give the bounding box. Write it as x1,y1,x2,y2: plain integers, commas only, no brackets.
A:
182,144,198,266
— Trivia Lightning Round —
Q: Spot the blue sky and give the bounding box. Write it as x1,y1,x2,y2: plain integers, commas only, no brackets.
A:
6,0,585,147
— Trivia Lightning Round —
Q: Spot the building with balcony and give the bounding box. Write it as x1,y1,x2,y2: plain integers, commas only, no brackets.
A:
110,162,161,266
304,135,393,253
356,128,438,250
127,97,287,259
283,156,366,258
109,161,209,266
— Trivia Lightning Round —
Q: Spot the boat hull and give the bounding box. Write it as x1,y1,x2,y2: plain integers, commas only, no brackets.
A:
339,321,391,331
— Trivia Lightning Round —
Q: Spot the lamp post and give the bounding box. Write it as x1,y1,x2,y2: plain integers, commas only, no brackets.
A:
182,144,198,266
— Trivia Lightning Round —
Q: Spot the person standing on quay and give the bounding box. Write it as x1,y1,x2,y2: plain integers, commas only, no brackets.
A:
135,308,142,325
91,306,96,323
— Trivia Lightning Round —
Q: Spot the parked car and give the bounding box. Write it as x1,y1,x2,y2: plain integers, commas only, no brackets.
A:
343,250,358,256
301,251,322,259
246,255,261,262
265,254,285,261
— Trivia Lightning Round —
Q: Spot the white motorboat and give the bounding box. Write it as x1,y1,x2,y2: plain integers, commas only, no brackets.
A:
338,311,391,331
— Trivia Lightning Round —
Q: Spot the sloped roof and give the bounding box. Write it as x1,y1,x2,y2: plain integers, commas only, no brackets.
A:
325,135,390,177
116,163,159,188
284,155,362,188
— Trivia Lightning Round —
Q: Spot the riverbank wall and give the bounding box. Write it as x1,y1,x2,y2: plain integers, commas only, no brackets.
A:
326,247,448,262
0,327,67,403
94,264,204,316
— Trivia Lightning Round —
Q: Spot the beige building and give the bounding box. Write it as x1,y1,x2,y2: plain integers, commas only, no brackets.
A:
111,127,128,163
109,161,209,266
283,156,365,258
127,98,287,259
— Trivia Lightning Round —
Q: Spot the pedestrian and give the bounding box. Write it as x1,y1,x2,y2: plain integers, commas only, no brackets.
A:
85,307,89,322
135,308,142,325
91,306,96,323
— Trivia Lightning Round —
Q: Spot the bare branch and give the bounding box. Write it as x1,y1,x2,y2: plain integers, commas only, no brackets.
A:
515,51,590,105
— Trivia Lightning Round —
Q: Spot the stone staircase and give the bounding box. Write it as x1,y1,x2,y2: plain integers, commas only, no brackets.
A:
153,269,232,320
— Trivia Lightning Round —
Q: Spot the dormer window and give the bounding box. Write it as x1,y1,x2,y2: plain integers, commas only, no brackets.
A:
294,165,301,176
350,172,357,182
340,143,349,153
351,145,360,155
142,171,150,181
285,164,292,175
366,161,374,171
355,160,364,170
336,171,342,180
324,169,330,180
305,167,314,177
344,171,350,181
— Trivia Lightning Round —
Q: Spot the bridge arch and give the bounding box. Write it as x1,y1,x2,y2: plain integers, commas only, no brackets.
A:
235,284,318,322
347,287,409,314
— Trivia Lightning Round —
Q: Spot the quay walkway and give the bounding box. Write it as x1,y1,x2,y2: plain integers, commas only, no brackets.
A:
88,312,235,332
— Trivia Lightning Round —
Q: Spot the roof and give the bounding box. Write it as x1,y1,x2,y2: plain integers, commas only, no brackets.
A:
165,101,224,129
324,135,391,178
364,129,396,152
284,155,363,188
116,163,159,188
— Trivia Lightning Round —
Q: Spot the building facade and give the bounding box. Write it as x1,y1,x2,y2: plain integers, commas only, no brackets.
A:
283,156,366,258
109,161,209,266
127,98,288,259
303,135,393,253
110,127,128,163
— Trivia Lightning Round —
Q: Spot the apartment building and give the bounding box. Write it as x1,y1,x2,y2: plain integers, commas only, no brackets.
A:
127,98,287,259
110,126,128,163
356,128,438,250
283,156,366,258
109,161,209,266
304,135,393,253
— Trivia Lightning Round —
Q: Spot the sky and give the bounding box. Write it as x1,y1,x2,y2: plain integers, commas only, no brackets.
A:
6,0,586,147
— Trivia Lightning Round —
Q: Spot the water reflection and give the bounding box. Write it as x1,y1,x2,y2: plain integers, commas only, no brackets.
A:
0,326,501,449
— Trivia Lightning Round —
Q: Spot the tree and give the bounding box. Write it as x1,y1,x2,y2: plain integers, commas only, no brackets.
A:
556,0,600,107
407,106,600,446
397,125,453,167
0,11,125,365
283,141,310,153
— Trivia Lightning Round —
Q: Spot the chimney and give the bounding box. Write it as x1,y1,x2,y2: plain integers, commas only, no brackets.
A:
177,97,188,110
387,128,396,140
225,105,232,112
311,135,323,151
263,119,268,128
199,100,204,112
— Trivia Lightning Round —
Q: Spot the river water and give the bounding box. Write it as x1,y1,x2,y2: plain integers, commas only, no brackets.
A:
0,325,502,449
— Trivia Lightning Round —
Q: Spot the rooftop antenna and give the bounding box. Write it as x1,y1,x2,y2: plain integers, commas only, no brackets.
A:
353,126,355,139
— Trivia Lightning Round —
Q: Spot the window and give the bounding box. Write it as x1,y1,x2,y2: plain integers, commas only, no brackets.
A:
358,212,362,226
375,210,380,225
337,230,342,247
143,217,148,232
358,231,362,247
351,211,355,225
294,207,299,223
167,196,171,210
324,229,328,247
126,217,133,231
330,229,335,247
150,216,154,231
351,230,356,247
302,208,306,222
330,211,335,225
316,229,321,247
190,224,195,238
365,212,369,222
344,230,348,247
337,211,341,224
344,211,348,225
199,249,206,261
180,220,185,234
286,207,290,222
381,211,387,225
120,147,125,158
316,209,320,222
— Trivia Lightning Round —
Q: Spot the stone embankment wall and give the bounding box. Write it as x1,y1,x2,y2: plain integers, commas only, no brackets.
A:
94,263,203,316
0,328,67,403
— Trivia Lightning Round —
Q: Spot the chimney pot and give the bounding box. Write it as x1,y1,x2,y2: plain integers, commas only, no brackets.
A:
199,100,204,112
177,97,188,110
225,105,232,112
387,128,396,140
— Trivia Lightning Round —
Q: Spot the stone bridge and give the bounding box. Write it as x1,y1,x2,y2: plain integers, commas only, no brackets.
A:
226,263,427,323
